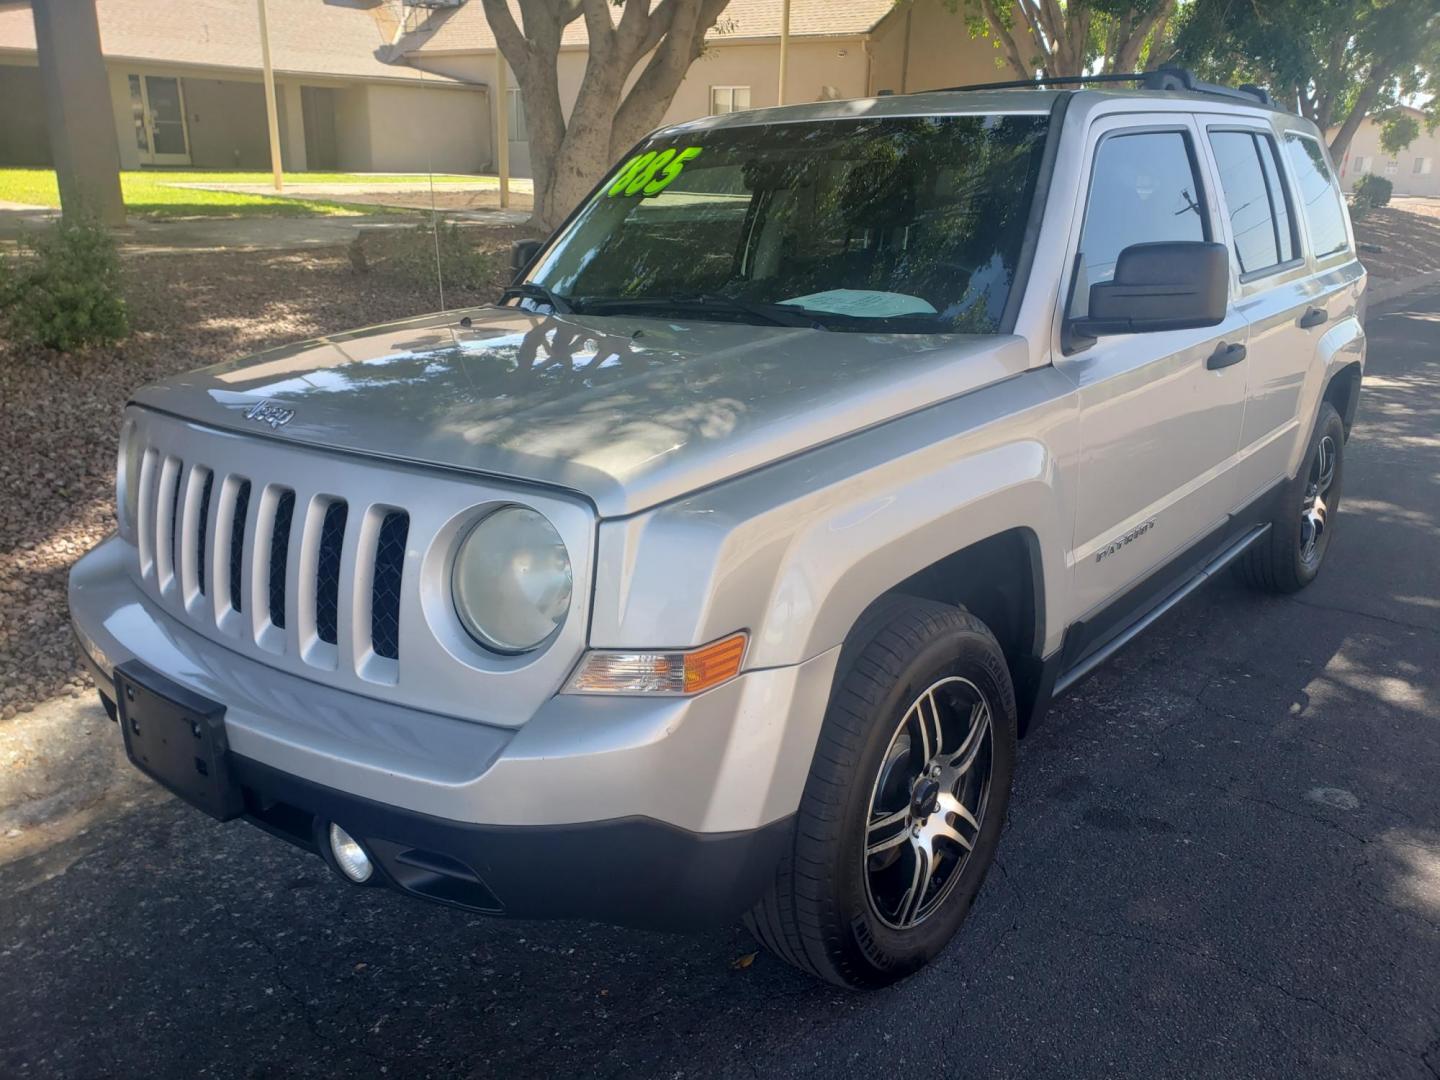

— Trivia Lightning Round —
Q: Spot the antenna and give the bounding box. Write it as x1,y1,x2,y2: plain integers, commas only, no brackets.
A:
378,2,447,310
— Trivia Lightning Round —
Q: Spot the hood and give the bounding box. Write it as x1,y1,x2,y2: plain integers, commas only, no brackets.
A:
131,307,1030,517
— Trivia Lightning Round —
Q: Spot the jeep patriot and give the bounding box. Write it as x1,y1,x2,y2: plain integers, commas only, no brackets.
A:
70,69,1365,988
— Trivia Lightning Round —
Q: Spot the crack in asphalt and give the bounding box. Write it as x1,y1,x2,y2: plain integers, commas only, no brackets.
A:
1282,594,1440,638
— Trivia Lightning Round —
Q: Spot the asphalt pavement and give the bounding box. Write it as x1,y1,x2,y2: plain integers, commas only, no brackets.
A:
3,286,1439,1079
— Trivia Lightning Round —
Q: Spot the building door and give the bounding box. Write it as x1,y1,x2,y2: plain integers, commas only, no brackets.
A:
127,75,191,166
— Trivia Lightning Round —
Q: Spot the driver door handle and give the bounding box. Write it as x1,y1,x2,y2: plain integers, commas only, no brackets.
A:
1300,306,1329,329
1207,342,1247,370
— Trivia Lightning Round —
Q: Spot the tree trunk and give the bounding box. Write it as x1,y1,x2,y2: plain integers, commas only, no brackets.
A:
1328,67,1389,163
482,0,726,234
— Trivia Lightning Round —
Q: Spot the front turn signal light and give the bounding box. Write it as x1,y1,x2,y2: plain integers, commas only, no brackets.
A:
563,632,748,696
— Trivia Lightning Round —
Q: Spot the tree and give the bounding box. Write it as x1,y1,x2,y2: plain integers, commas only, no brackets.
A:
1379,111,1421,155
481,0,729,231
1173,0,1440,162
953,0,1179,80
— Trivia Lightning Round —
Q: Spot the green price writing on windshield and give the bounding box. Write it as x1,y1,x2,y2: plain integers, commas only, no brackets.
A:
606,146,702,198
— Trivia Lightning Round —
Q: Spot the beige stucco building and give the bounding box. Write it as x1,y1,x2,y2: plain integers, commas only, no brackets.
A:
0,0,1007,178
1332,107,1440,198
401,0,1008,177
0,0,490,173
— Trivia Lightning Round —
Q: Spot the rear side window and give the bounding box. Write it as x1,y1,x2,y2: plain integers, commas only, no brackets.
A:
1208,130,1297,275
1071,130,1207,317
1283,133,1349,258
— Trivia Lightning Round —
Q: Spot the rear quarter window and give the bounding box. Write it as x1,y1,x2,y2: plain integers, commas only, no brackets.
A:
1283,133,1350,259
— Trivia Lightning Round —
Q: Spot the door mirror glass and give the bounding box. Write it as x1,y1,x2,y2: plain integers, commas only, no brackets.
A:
1070,241,1228,337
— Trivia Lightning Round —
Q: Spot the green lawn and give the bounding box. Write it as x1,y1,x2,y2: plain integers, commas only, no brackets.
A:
0,168,473,219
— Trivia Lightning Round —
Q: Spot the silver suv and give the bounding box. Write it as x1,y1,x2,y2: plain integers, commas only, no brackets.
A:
71,71,1365,989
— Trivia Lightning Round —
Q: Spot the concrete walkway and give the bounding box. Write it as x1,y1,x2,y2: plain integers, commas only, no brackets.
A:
0,204,528,254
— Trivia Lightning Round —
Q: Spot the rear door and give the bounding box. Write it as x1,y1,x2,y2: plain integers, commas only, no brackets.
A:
1197,118,1333,504
1057,114,1251,621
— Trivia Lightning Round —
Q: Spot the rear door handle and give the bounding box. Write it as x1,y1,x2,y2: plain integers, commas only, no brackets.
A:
1207,342,1247,370
1299,306,1329,329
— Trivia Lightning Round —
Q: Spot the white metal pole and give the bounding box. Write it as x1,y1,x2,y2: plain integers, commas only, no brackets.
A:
777,0,791,106
495,59,511,209
256,0,283,191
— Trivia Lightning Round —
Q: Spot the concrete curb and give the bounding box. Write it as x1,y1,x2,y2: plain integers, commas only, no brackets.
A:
1369,270,1440,307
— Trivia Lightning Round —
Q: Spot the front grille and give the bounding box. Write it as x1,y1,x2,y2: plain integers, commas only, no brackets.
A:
195,473,214,595
315,500,347,645
229,481,251,613
268,490,295,629
138,457,414,676
371,511,409,661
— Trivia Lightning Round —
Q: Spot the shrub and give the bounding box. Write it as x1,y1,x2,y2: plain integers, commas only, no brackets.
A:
2,213,128,351
1351,173,1394,219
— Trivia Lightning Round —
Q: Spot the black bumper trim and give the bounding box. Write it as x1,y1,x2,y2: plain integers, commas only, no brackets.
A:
229,756,793,931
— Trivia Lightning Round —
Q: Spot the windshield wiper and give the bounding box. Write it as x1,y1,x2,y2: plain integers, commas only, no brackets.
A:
500,281,574,314
577,294,827,329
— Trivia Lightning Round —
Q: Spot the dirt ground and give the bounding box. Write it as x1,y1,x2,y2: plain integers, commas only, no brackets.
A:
0,225,528,719
1351,196,1440,282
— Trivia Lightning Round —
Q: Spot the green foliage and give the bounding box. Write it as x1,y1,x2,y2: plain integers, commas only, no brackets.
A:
1351,173,1394,218
1173,0,1439,149
1,213,129,351
1379,111,1421,154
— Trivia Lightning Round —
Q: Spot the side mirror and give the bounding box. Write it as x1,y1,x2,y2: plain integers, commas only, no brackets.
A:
510,238,543,282
1071,241,1228,339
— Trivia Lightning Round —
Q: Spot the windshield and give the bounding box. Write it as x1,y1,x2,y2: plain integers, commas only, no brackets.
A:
521,113,1050,334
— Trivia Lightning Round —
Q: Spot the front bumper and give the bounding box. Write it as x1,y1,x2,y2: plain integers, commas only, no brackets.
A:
71,536,839,927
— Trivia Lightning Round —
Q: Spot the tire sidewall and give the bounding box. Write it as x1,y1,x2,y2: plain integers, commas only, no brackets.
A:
1282,404,1346,587
829,620,1017,983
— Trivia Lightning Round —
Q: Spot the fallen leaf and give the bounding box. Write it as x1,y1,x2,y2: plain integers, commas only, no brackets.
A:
731,952,757,970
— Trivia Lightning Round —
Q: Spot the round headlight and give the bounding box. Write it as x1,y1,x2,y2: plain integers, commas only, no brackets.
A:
452,507,572,654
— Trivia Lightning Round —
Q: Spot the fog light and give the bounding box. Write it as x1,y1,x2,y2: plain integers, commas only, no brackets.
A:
328,823,373,883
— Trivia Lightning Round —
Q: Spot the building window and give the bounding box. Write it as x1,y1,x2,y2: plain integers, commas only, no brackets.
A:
506,87,528,141
1415,157,1433,176
1351,155,1370,175
710,86,751,115
1384,158,1399,175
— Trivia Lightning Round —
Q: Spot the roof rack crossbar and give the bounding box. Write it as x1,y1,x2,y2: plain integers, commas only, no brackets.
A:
935,65,1275,108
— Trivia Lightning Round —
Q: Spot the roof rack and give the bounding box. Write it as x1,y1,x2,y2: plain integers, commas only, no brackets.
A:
935,65,1275,108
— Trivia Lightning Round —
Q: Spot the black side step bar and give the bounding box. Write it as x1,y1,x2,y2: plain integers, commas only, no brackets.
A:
1053,523,1271,696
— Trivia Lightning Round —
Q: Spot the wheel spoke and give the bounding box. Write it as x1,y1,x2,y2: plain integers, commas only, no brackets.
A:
909,690,944,765
1316,438,1336,494
866,806,910,857
899,843,934,926
931,816,973,852
944,701,990,776
937,790,981,836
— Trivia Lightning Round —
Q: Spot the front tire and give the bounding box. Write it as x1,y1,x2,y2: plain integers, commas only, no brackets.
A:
1237,401,1345,594
745,598,1017,989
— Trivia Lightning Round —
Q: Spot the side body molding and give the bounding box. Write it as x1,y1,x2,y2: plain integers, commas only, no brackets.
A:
590,366,1080,668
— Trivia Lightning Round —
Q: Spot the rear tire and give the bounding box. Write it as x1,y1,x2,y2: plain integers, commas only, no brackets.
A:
745,597,1017,989
1237,401,1345,594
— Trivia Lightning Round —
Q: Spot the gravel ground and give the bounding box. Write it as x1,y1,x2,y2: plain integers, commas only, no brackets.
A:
0,228,525,719
1351,197,1440,281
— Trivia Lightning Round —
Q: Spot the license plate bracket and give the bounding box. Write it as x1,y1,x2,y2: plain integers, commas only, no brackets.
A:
115,661,242,821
